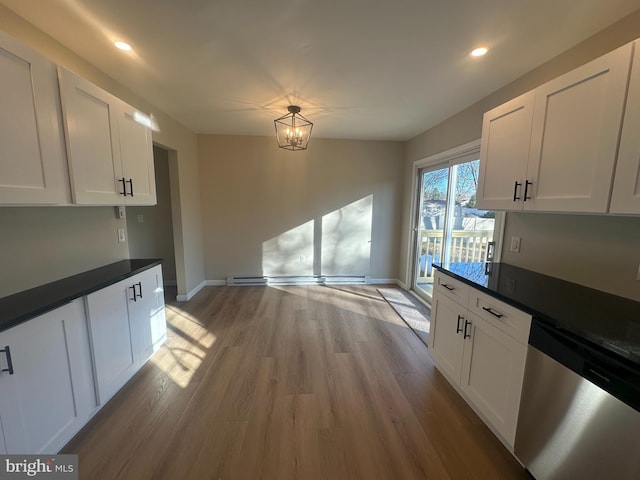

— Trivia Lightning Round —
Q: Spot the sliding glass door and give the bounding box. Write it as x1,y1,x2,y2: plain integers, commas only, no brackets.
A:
412,156,499,302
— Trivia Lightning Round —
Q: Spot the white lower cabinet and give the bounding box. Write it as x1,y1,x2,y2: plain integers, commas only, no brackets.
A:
0,299,95,454
430,272,531,449
86,265,165,404
460,311,527,446
129,265,167,365
0,265,166,454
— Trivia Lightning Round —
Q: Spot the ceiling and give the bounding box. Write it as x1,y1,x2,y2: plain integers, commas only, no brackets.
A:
2,0,639,141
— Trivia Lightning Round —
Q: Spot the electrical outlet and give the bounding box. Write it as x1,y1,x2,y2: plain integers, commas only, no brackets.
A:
510,236,521,253
116,206,126,219
117,228,126,243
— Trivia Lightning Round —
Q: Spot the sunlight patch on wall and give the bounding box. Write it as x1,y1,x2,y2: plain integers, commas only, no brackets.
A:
262,220,314,276
322,195,372,276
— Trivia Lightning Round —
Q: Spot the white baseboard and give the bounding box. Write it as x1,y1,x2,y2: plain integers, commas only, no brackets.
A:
175,277,403,301
176,280,206,301
176,279,227,301
368,278,401,286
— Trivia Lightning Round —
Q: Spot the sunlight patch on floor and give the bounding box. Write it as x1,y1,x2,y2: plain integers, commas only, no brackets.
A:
150,304,217,388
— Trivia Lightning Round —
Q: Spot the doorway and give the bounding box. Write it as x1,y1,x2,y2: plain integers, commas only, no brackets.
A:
411,144,502,303
126,145,177,293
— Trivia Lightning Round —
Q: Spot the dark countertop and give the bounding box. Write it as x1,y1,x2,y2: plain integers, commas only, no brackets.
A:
0,259,162,333
434,262,640,368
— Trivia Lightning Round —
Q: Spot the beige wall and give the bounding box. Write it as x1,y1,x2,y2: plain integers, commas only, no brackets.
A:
0,6,205,297
400,9,640,300
0,207,128,297
502,213,640,300
126,147,177,284
198,136,404,282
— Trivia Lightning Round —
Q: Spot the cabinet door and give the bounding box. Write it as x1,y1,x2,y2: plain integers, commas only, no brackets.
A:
477,91,534,211
610,42,640,214
129,266,166,364
0,299,94,454
58,67,125,205
86,279,137,404
118,102,157,205
460,312,527,448
429,292,465,384
0,31,66,205
525,43,633,213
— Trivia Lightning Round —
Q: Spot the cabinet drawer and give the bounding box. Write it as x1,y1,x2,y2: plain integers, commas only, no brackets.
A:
468,291,531,344
433,270,470,307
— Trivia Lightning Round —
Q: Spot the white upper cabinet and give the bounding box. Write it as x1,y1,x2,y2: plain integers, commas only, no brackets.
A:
477,42,634,213
0,31,68,205
58,67,156,205
118,101,157,205
525,43,632,213
477,91,535,210
58,67,123,204
610,42,640,214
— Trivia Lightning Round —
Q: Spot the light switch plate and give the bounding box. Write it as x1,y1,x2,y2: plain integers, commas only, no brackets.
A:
510,236,521,253
117,228,126,243
116,206,126,219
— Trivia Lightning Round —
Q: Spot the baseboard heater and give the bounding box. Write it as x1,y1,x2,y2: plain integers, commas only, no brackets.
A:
226,275,369,286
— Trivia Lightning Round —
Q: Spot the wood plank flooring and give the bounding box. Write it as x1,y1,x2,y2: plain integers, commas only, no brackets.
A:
63,285,530,479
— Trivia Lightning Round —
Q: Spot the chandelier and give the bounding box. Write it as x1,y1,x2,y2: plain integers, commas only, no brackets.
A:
274,105,313,151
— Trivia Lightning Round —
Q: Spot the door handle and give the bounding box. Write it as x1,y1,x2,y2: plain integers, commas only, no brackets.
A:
136,282,143,299
129,285,138,302
456,315,463,333
127,179,134,197
486,241,495,262
442,283,455,291
1,346,15,375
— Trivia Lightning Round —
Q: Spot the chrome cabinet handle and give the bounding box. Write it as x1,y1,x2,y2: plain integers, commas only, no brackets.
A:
482,306,504,318
1,345,14,375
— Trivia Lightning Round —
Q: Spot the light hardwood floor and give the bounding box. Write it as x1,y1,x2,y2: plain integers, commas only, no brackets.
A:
63,285,530,479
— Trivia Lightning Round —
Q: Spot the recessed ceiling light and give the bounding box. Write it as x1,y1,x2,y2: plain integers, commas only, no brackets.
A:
114,41,132,51
471,47,488,57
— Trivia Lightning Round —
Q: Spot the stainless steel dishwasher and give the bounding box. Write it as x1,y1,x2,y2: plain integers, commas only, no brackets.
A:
514,320,640,480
